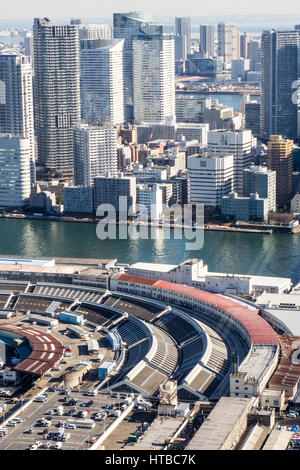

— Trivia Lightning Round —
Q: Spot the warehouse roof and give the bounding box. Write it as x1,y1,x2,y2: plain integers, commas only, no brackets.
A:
117,274,278,346
186,397,254,450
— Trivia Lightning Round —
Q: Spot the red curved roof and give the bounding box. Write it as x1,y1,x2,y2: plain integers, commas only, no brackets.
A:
117,274,278,346
0,322,64,376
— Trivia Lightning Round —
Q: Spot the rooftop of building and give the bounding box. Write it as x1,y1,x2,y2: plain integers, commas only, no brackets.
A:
244,165,274,173
256,292,300,307
128,415,185,450
262,429,294,450
186,397,254,450
237,346,277,382
129,262,177,273
263,309,300,336
209,272,291,287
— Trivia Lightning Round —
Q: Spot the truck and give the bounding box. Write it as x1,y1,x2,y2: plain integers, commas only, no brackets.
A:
66,419,95,429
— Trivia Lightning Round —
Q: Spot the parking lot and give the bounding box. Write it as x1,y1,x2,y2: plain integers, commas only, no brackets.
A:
0,314,115,398
0,388,136,450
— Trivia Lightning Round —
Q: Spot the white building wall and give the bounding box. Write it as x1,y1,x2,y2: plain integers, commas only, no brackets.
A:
218,23,239,64
74,124,118,186
0,54,35,182
81,39,124,125
207,129,257,195
0,135,31,207
187,153,234,206
79,24,112,40
136,184,163,220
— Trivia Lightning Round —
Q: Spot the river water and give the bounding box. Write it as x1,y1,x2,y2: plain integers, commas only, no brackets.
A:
1,218,300,284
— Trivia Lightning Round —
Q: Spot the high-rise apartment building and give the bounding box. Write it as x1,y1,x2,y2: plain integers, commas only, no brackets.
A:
260,30,300,141
0,53,35,180
175,17,191,61
267,135,293,207
132,25,175,124
245,101,261,137
78,23,112,40
80,39,124,125
240,33,251,58
33,18,81,173
247,39,261,70
63,186,94,213
93,174,137,214
23,32,33,58
199,24,215,57
0,134,31,207
73,123,118,186
207,129,257,195
176,95,211,123
113,11,153,121
231,58,250,80
217,23,239,64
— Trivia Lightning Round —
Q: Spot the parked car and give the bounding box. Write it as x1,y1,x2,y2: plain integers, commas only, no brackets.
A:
65,423,76,429
28,444,38,450
25,428,34,434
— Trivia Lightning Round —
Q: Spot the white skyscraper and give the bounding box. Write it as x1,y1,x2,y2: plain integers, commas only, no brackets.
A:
33,18,81,173
132,25,175,124
218,22,240,64
175,17,191,60
113,11,153,121
199,24,215,57
0,53,35,182
74,123,118,186
78,23,112,40
0,134,31,207
81,39,124,125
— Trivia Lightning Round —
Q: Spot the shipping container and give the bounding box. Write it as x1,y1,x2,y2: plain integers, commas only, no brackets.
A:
97,360,116,380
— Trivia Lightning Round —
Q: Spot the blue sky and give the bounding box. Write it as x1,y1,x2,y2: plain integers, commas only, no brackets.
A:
2,0,300,19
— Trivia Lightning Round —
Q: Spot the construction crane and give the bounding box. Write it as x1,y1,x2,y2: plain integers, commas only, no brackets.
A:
147,128,155,145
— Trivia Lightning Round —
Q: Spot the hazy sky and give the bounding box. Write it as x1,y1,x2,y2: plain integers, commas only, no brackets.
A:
2,0,300,19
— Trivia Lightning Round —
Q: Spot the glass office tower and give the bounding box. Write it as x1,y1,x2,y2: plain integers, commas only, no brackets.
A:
113,12,153,122
260,30,300,141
